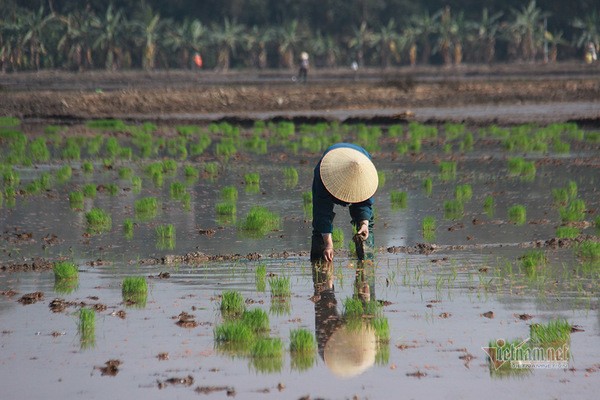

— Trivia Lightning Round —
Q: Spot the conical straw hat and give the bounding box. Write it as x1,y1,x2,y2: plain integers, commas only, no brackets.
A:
323,322,376,378
319,147,378,203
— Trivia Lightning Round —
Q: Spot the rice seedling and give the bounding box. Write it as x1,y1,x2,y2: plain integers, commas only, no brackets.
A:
422,216,436,241
176,125,200,137
244,172,260,185
220,290,246,316
216,137,237,160
85,208,112,233
215,202,236,217
170,182,186,200
241,309,270,333
29,137,50,162
104,137,120,159
190,133,212,156
255,263,267,292
184,165,199,179
118,167,133,180
61,138,81,161
244,134,268,154
371,317,390,343
454,184,472,202
444,199,464,220
86,135,103,156
559,199,586,223
289,328,316,353
180,192,191,211
555,226,579,239
69,190,84,210
461,132,474,151
390,190,407,209
530,319,572,347
595,216,600,233
122,276,148,307
123,218,134,239
343,297,365,318
86,119,127,131
576,240,600,261
483,195,495,217
204,162,219,177
104,183,119,196
214,321,255,351
55,165,73,183
135,197,158,221
53,261,78,281
81,161,94,174
78,308,96,349
422,177,433,196
520,250,547,277
552,139,570,154
251,337,284,358
2,167,20,187
25,173,51,195
508,205,526,225
444,122,466,140
82,183,97,198
220,186,238,202
332,228,344,249
239,206,280,235
439,161,457,181
377,171,386,187
283,166,298,187
156,224,175,239
268,276,291,297
131,176,142,193
0,116,20,127
485,338,531,376
396,142,409,155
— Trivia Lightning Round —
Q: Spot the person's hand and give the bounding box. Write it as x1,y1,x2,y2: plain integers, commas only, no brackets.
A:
357,220,369,241
323,233,334,262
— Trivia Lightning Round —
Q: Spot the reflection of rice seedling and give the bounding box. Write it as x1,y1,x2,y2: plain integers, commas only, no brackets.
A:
283,166,298,187
269,276,291,297
251,337,284,358
123,218,134,239
54,261,78,281
520,250,547,277
241,309,270,333
559,199,586,223
135,197,158,220
122,276,148,306
372,317,390,343
25,173,52,195
422,216,436,241
69,191,84,209
244,172,260,185
82,161,94,174
255,263,267,292
156,224,175,239
180,192,191,211
85,208,112,233
444,199,464,220
332,228,344,249
290,328,316,353
118,167,133,180
483,195,495,217
576,240,600,260
239,206,280,235
216,202,236,216
530,319,571,348
221,186,238,202
422,178,433,196
555,226,579,239
82,183,97,198
78,308,96,349
508,205,526,225
439,161,457,181
454,184,472,202
220,290,245,318
302,191,312,205
390,191,407,209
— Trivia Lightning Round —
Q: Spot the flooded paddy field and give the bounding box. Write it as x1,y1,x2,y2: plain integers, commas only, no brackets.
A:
1,116,600,399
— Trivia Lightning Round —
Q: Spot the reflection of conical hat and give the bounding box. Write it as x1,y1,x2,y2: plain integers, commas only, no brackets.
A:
320,147,378,203
323,323,376,378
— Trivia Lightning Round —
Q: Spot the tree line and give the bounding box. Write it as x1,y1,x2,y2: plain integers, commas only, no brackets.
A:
1,0,599,72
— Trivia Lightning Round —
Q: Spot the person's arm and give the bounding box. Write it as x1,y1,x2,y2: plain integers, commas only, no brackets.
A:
349,199,373,240
312,166,336,261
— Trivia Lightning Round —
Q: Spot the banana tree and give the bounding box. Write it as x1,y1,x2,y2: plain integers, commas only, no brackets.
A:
210,18,245,71
371,19,400,68
347,22,373,68
276,20,302,69
21,6,55,70
92,5,127,70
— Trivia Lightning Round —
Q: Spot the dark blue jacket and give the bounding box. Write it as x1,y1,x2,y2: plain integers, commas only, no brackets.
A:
312,143,374,234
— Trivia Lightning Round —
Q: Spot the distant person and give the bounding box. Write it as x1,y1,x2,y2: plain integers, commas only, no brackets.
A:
193,52,203,69
298,52,309,83
351,61,359,81
310,143,378,263
585,42,597,64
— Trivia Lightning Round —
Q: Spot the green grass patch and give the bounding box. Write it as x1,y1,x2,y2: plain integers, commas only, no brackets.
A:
508,205,526,225
85,208,112,234
0,116,21,127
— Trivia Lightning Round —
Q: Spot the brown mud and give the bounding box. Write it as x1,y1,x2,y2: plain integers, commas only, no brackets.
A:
1,62,599,125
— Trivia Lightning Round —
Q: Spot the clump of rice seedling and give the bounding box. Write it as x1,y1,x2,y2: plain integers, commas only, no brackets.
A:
69,190,84,210
118,167,133,180
190,133,212,156
520,250,547,277
85,208,112,233
82,161,94,174
485,338,531,375
78,308,96,349
396,142,409,155
508,205,526,225
269,276,291,297
559,199,586,223
454,184,472,202
372,317,390,343
244,134,268,154
241,309,270,333
444,199,464,220
184,165,199,179
552,139,570,154
251,337,284,358
556,226,579,239
215,202,236,216
283,166,298,187
576,240,600,261
56,165,73,183
255,263,267,292
290,328,316,353
104,137,120,159
483,195,495,217
104,183,119,196
61,138,81,160
82,183,97,198
390,191,407,209
29,137,50,162
203,162,219,177
86,119,127,131
244,172,260,185
53,261,78,281
216,137,237,160
422,178,433,196
220,186,238,202
220,290,245,316
122,276,148,307
239,206,280,235
422,216,436,241
170,182,186,200
162,159,177,175
135,197,158,220
439,161,457,181
176,125,200,136
3,167,20,187
123,218,134,239
332,228,344,249
214,321,254,351
343,297,364,318
377,171,386,187
530,319,572,348
131,176,142,193
156,224,175,239
507,157,536,180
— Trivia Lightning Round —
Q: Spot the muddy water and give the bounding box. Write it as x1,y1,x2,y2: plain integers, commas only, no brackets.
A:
1,133,600,399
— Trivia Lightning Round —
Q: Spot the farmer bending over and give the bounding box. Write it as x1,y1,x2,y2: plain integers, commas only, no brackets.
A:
310,143,378,262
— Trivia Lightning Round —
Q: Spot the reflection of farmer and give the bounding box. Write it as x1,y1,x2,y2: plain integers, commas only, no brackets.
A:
310,143,378,263
585,42,597,64
312,262,377,378
193,52,203,69
298,51,309,83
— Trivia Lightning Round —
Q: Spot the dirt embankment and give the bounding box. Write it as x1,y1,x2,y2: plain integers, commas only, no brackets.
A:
0,63,599,124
